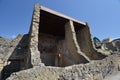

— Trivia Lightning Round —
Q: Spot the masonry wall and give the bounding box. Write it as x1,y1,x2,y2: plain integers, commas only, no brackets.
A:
28,4,41,66
28,4,106,67
0,60,4,80
63,21,90,66
38,33,58,66
0,34,30,79
74,23,106,60
38,20,91,67
6,53,120,80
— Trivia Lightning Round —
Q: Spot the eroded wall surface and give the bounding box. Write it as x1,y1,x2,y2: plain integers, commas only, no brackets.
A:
28,4,41,66
64,21,90,65
6,53,120,80
75,23,106,60
38,33,58,66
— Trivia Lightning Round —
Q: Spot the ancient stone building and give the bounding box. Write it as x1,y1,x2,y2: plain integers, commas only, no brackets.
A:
28,4,106,67
3,4,120,80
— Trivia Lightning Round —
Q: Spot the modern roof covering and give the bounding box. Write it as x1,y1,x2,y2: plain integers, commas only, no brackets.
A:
39,5,86,36
40,6,86,25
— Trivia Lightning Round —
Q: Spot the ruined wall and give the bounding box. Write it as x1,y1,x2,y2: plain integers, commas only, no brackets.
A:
38,20,91,67
28,4,41,66
28,4,107,67
64,21,90,65
0,60,4,80
38,32,83,67
0,34,29,79
6,53,120,80
75,23,106,60
38,33,58,66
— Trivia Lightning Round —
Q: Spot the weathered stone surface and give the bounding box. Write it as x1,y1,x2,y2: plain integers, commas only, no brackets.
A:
6,53,120,80
65,21,90,64
0,34,30,79
28,4,41,66
0,34,27,61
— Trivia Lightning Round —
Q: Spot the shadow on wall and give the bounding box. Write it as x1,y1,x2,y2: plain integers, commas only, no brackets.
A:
1,34,31,80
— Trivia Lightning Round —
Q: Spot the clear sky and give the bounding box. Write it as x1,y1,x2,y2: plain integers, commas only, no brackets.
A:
0,0,120,40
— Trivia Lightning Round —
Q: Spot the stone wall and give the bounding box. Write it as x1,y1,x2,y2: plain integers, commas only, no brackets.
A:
6,53,120,80
28,4,41,66
38,21,91,67
75,22,106,60
0,34,30,79
38,33,58,66
64,21,90,65
27,4,108,68
0,60,4,80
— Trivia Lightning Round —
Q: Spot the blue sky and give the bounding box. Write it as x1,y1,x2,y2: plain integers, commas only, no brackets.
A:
0,0,120,40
